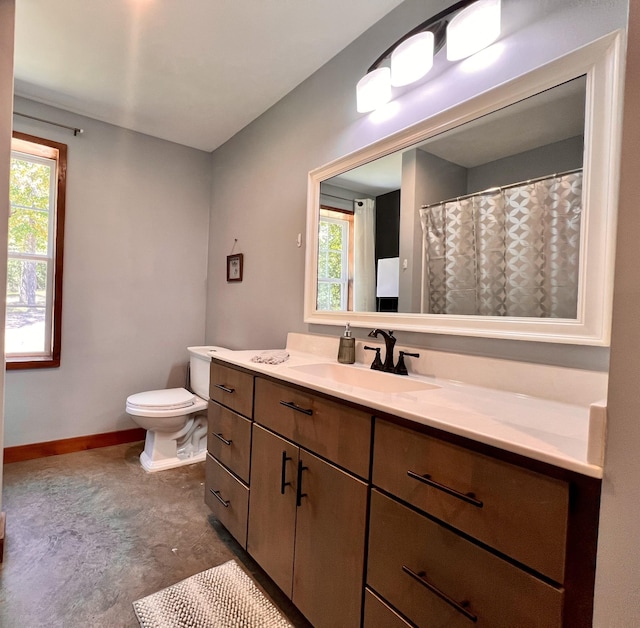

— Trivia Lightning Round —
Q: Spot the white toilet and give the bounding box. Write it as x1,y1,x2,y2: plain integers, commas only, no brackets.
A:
126,346,225,472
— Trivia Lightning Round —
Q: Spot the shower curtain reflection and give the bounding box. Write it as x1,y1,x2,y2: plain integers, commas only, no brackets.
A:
419,170,583,318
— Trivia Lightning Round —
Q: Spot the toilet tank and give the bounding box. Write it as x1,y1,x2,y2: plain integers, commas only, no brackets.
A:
187,346,227,400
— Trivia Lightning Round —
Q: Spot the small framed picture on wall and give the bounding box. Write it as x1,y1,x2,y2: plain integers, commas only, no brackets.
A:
227,253,243,282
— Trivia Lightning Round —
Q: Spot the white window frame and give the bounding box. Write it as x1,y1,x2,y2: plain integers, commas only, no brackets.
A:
317,216,349,311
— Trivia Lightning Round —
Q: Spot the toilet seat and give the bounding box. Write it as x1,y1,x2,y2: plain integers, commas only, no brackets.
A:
126,387,208,417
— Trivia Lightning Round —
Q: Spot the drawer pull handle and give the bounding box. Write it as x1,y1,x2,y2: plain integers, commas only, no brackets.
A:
213,433,232,446
209,489,230,508
402,565,477,623
214,383,235,394
279,400,313,416
296,459,308,507
281,450,292,495
407,470,483,508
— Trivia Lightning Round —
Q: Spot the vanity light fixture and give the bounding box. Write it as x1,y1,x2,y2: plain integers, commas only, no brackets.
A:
356,0,501,112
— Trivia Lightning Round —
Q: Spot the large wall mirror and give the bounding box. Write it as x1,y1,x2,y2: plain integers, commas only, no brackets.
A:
304,33,623,345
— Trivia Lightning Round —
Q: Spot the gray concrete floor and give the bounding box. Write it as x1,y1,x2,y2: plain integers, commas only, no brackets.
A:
0,442,310,627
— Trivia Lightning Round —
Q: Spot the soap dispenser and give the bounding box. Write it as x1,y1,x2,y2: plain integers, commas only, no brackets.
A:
337,322,356,364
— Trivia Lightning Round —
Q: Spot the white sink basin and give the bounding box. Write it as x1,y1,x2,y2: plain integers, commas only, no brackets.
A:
290,362,439,394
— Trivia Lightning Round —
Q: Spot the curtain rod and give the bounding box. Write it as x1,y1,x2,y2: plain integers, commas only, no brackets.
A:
420,168,583,210
13,112,84,136
321,192,363,206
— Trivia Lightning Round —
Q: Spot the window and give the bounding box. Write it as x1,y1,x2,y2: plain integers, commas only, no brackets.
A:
7,132,66,368
317,210,353,311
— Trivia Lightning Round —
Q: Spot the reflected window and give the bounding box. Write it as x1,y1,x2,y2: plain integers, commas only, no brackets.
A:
317,210,352,311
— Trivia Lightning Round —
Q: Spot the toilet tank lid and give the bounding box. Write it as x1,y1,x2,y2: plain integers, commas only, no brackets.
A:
127,388,196,410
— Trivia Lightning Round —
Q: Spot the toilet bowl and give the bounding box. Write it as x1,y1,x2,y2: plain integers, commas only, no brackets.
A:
126,346,226,472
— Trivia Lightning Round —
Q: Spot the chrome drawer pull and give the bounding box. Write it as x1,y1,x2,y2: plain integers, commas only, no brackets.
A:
407,470,483,508
214,383,235,394
209,489,230,508
296,459,308,507
213,433,232,446
402,565,477,623
279,400,313,416
280,450,292,495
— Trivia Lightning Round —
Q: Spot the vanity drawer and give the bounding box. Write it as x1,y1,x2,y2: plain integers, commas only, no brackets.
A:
209,361,254,418
254,377,372,479
373,419,569,582
205,453,249,548
363,589,412,628
207,402,252,483
368,490,563,628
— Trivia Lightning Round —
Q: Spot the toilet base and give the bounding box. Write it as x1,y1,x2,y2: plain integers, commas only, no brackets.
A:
140,449,206,472
138,413,208,473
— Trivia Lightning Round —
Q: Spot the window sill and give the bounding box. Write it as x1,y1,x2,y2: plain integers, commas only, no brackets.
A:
6,356,60,370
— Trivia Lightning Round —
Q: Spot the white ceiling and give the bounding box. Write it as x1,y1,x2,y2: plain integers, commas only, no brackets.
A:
13,0,405,152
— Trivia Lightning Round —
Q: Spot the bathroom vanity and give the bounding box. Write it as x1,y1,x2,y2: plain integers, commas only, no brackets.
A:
203,337,603,628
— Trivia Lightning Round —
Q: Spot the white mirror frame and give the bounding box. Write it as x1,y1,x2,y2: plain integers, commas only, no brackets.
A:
304,32,624,345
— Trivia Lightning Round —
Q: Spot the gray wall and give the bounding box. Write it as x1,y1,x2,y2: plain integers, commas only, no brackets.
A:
467,135,584,192
203,0,621,371
594,0,640,622
400,149,467,312
5,98,211,447
0,0,15,510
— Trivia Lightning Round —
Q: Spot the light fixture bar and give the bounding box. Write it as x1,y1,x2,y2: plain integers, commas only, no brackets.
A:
366,0,476,74
358,0,501,113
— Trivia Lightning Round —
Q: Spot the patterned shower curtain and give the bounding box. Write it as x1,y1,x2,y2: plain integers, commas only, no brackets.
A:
419,171,583,318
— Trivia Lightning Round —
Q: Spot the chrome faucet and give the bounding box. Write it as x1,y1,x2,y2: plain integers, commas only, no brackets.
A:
368,329,396,372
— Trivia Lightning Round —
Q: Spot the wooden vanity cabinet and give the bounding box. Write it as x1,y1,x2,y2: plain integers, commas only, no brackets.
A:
248,379,371,628
366,417,601,628
373,418,569,582
204,360,255,549
204,360,600,628
367,489,563,628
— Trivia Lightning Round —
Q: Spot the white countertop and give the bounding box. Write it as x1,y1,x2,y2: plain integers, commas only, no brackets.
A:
207,345,605,479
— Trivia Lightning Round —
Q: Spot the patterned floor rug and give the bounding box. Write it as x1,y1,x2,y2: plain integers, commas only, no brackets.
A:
133,560,293,628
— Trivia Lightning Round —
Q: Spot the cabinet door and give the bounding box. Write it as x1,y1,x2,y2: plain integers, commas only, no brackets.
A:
247,425,298,597
293,450,368,628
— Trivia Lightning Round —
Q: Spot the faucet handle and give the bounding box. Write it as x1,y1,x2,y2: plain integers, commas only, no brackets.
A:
364,345,384,371
394,351,420,376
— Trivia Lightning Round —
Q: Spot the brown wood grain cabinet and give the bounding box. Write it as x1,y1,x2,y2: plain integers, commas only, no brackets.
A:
249,377,372,628
363,589,412,628
204,453,249,547
205,360,255,549
204,362,600,628
253,376,372,479
247,422,368,628
367,489,563,628
373,418,569,583
246,424,298,596
209,361,254,418
207,401,252,483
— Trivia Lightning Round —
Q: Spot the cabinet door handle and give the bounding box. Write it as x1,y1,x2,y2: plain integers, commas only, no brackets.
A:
402,565,477,623
407,470,483,508
209,489,230,508
296,459,308,507
279,400,313,416
214,383,235,394
280,450,292,494
213,433,232,446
